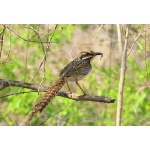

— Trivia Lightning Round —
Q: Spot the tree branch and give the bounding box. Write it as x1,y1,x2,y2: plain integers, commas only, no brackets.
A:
116,25,129,126
0,79,115,103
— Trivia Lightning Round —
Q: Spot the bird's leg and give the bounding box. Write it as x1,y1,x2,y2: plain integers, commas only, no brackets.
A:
66,80,72,94
75,81,86,95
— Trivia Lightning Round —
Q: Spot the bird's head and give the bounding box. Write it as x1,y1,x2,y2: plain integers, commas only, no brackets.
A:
77,51,103,60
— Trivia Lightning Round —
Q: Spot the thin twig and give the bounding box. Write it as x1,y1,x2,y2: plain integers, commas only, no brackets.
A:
3,25,60,44
28,25,46,94
38,25,58,93
0,25,6,58
107,71,119,90
28,25,58,87
144,31,149,76
0,25,11,64
27,25,45,51
39,101,73,126
92,24,103,44
21,24,55,36
0,91,36,98
24,27,31,81
127,34,141,57
46,24,58,51
127,27,150,57
29,55,45,83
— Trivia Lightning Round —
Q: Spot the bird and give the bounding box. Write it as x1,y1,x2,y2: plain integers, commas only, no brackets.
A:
26,51,103,123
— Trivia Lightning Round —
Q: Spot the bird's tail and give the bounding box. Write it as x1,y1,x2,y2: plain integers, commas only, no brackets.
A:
26,77,66,123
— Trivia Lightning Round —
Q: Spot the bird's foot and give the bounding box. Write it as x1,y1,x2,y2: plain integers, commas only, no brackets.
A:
68,92,73,97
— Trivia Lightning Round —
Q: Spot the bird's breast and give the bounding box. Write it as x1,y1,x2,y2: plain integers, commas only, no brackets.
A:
67,67,92,81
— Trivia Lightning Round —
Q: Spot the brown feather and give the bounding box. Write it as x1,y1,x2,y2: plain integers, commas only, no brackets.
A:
27,77,66,122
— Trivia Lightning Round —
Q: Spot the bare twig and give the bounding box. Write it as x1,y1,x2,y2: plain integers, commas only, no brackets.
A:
29,55,46,83
27,25,45,51
3,25,60,44
127,33,141,57
144,31,149,76
0,91,36,98
1,26,11,64
127,27,150,57
0,25,6,58
28,25,58,87
107,71,119,90
116,25,129,126
92,24,103,44
39,101,73,126
46,24,58,51
27,25,46,94
37,24,58,93
21,24,55,36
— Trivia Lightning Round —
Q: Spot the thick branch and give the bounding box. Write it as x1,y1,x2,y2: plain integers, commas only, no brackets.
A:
0,79,115,103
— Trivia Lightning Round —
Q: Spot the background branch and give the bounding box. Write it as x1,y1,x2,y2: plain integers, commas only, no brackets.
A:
117,24,123,54
116,25,129,126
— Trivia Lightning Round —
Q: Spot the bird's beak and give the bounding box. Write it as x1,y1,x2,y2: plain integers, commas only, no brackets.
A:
94,52,103,56
93,52,103,60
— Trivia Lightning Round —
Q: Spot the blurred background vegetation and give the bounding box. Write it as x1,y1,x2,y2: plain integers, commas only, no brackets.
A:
0,24,150,126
